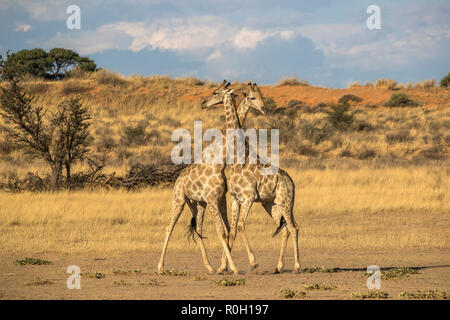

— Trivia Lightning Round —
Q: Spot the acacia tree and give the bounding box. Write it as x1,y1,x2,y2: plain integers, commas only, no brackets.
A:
0,54,92,188
52,97,91,182
1,48,97,80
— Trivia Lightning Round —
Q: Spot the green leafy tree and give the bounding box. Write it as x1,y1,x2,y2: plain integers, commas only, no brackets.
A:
3,49,50,78
47,48,80,79
1,48,97,80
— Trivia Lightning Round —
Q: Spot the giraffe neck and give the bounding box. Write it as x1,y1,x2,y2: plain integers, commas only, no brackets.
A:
237,98,250,128
223,94,241,130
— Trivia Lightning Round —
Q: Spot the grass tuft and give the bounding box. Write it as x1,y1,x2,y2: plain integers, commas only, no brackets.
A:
155,269,187,276
351,291,389,299
14,257,52,266
25,277,53,286
399,289,448,299
215,278,246,287
304,283,337,290
279,288,307,298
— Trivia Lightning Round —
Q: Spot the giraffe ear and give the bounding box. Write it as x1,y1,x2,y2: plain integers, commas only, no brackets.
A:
220,80,227,87
224,82,231,88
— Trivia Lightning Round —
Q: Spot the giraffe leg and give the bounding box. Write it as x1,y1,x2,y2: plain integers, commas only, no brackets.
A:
191,202,215,274
276,226,290,273
237,199,258,271
218,197,239,274
157,198,185,273
217,196,234,273
264,202,290,273
282,206,300,273
210,201,239,274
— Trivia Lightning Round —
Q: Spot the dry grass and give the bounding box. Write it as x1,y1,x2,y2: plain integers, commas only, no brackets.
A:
0,164,448,254
0,75,448,258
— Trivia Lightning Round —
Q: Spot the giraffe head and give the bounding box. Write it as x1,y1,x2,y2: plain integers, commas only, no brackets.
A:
241,82,267,115
201,80,235,109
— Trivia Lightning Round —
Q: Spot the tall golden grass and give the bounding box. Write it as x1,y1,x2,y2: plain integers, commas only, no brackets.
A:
1,165,447,254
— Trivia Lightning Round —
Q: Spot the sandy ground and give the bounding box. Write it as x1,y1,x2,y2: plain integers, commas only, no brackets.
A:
1,247,449,300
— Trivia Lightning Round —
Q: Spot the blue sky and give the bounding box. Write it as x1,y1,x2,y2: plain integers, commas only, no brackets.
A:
0,0,449,87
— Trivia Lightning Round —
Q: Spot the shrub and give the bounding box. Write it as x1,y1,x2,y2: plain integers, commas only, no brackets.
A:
263,97,277,114
323,103,355,130
338,94,363,104
121,125,148,146
440,73,450,87
383,93,419,107
300,120,334,145
276,76,310,86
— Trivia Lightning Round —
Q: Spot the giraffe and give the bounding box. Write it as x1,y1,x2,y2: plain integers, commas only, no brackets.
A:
216,82,301,274
157,80,241,275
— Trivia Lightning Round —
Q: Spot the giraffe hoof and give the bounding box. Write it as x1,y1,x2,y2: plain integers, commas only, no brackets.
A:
217,267,228,274
250,263,259,272
273,268,281,274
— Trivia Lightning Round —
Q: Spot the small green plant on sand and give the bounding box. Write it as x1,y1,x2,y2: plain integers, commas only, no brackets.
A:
302,266,340,273
399,289,448,299
112,269,142,275
113,280,130,286
279,288,307,298
15,257,52,266
304,283,337,290
82,271,106,279
155,269,187,276
364,267,420,280
138,279,163,286
215,278,245,287
351,291,389,299
25,277,53,286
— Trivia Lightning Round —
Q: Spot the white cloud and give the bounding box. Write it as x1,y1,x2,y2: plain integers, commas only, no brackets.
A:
10,0,67,21
15,24,32,32
38,16,297,56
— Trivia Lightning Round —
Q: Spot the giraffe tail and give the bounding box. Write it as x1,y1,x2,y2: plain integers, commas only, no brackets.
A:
185,198,206,242
272,216,286,237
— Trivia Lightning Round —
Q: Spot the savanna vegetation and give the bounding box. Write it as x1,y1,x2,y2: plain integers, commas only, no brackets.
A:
0,50,448,261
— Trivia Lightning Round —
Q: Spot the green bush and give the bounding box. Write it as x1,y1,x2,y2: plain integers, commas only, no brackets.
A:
338,94,363,104
121,125,148,146
300,120,334,145
323,103,355,130
440,73,450,87
383,93,419,107
263,97,277,114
